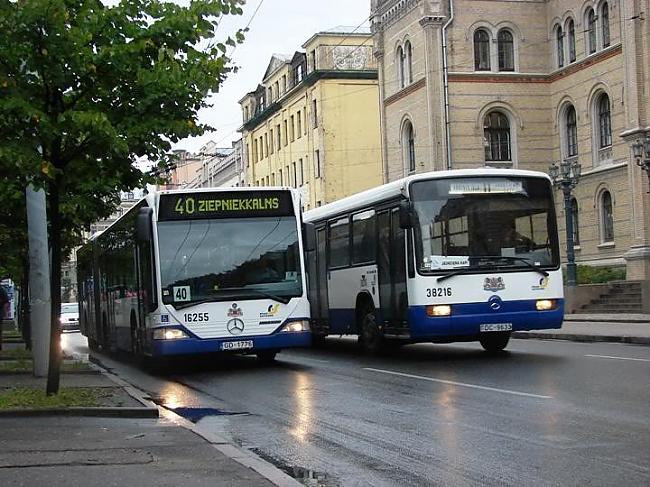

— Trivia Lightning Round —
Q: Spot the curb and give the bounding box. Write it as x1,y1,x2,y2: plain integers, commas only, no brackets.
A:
0,406,159,418
512,332,650,345
158,407,303,487
565,316,650,324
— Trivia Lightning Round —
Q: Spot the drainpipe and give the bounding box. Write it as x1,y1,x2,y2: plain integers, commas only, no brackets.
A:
442,0,455,170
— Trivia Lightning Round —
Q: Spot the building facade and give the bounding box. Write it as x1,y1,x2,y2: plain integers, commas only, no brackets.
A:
239,28,383,209
195,139,244,188
371,0,650,279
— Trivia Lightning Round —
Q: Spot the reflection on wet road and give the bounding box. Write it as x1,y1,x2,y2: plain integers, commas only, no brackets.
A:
64,333,650,486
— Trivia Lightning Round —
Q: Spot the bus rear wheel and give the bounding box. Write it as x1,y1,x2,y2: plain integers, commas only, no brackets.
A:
360,310,384,355
479,332,511,353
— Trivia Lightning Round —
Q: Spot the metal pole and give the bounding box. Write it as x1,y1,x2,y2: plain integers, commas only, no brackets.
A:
26,184,51,377
563,185,577,287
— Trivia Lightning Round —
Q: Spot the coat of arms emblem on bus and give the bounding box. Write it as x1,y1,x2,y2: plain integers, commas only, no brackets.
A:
484,277,505,292
227,303,243,317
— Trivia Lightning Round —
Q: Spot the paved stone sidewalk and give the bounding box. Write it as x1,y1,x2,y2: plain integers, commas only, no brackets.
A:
565,313,650,324
514,320,650,345
0,416,276,487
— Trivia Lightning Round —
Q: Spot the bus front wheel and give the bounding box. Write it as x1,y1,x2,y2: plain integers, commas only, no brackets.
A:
360,311,384,355
479,332,511,353
257,350,278,364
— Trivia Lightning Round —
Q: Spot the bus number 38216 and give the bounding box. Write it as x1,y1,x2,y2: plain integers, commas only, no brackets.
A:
426,288,452,298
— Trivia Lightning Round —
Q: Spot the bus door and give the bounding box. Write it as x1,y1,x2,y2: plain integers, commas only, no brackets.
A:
377,210,408,334
313,227,330,334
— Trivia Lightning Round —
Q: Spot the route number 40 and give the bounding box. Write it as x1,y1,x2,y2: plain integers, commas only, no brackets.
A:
173,286,191,302
174,198,195,215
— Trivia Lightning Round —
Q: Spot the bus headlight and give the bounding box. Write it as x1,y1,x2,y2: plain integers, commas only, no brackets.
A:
153,328,189,340
426,305,452,317
280,320,310,332
536,299,557,311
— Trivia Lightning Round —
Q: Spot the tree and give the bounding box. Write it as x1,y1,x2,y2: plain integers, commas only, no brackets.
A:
0,0,245,393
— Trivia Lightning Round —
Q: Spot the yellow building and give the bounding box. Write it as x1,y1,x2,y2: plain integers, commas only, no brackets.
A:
239,28,383,209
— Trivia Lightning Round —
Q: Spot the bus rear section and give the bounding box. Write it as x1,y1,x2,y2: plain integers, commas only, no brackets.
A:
304,170,563,353
78,188,311,363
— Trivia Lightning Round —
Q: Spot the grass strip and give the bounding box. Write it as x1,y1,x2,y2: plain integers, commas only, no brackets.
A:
0,360,92,373
0,386,102,409
0,348,32,360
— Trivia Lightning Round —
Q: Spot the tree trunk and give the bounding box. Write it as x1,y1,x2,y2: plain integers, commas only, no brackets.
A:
46,176,62,395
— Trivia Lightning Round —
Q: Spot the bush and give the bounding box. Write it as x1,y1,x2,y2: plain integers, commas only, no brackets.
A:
576,265,626,285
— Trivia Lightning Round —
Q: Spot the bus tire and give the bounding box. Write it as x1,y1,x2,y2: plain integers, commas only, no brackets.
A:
479,332,511,353
312,334,327,348
256,350,278,364
360,310,384,355
88,338,99,352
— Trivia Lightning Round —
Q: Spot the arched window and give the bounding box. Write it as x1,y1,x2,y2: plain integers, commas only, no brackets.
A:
571,198,580,246
404,41,412,85
597,93,612,148
556,25,564,68
567,19,576,63
397,45,405,88
601,2,610,48
402,120,416,173
474,29,491,71
484,111,511,161
498,29,514,71
587,8,597,54
600,190,614,242
566,105,578,157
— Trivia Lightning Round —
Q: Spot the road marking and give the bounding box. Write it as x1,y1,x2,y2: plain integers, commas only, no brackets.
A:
363,367,552,399
585,354,650,363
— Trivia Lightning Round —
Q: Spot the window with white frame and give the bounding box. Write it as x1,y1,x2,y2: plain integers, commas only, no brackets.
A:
600,190,614,242
597,93,612,148
498,29,514,71
556,25,564,68
396,45,405,88
601,2,610,48
566,18,576,63
474,29,491,71
402,120,416,173
484,111,511,162
571,198,580,246
586,8,597,54
404,41,412,84
566,104,578,157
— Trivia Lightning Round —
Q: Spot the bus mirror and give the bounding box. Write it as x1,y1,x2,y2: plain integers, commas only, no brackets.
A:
303,222,316,252
399,201,413,229
136,208,153,242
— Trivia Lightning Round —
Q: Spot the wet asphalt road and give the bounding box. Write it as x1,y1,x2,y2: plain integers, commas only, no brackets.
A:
63,332,650,486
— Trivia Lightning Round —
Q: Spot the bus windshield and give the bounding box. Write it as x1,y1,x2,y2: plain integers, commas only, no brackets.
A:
158,216,302,307
410,176,560,274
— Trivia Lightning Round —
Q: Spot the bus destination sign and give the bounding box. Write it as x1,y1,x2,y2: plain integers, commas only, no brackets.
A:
158,191,294,220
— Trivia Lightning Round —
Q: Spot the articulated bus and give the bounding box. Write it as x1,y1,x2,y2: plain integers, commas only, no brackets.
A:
303,169,564,353
77,187,311,363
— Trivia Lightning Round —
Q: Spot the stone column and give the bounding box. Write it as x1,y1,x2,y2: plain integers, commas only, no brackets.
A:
371,12,389,184
419,14,447,172
621,0,650,280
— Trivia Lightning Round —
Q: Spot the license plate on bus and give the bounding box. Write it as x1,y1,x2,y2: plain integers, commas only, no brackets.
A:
480,323,513,332
221,340,254,351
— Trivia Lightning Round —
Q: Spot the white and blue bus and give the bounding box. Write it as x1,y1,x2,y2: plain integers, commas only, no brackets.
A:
77,187,311,363
304,169,563,353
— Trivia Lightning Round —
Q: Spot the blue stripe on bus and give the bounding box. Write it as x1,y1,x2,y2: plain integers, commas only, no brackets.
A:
150,331,311,356
408,298,564,339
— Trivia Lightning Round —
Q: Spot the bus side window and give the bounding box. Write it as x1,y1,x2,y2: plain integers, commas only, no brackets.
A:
328,216,350,268
352,210,376,265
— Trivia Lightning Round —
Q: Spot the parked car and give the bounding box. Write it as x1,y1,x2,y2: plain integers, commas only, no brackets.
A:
60,302,79,331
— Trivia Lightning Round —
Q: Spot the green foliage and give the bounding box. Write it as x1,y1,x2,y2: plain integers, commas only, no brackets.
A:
577,265,626,285
0,0,246,276
0,386,101,409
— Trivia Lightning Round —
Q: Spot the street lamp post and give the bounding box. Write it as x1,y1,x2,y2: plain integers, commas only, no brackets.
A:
632,135,650,194
549,159,582,287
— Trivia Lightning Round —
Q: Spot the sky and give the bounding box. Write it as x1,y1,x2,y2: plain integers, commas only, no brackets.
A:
173,0,372,153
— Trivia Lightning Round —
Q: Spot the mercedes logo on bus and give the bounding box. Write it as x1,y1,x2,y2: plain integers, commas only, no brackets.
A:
488,295,503,311
226,318,245,335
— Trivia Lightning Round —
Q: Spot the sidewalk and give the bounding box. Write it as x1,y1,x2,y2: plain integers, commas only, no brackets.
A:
0,338,299,487
513,316,650,345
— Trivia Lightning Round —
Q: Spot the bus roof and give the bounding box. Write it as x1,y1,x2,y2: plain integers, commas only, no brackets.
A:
304,168,552,223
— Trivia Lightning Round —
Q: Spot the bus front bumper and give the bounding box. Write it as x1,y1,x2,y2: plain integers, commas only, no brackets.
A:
408,299,564,340
150,331,312,356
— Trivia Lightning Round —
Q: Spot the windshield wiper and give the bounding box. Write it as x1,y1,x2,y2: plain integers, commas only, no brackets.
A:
476,256,549,278
238,289,292,304
169,298,218,310
435,256,549,283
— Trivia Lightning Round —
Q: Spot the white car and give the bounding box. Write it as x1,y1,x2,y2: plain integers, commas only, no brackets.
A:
60,302,79,331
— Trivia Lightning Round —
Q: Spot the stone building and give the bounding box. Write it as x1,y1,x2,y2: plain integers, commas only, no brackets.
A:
239,28,383,209
370,0,650,280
